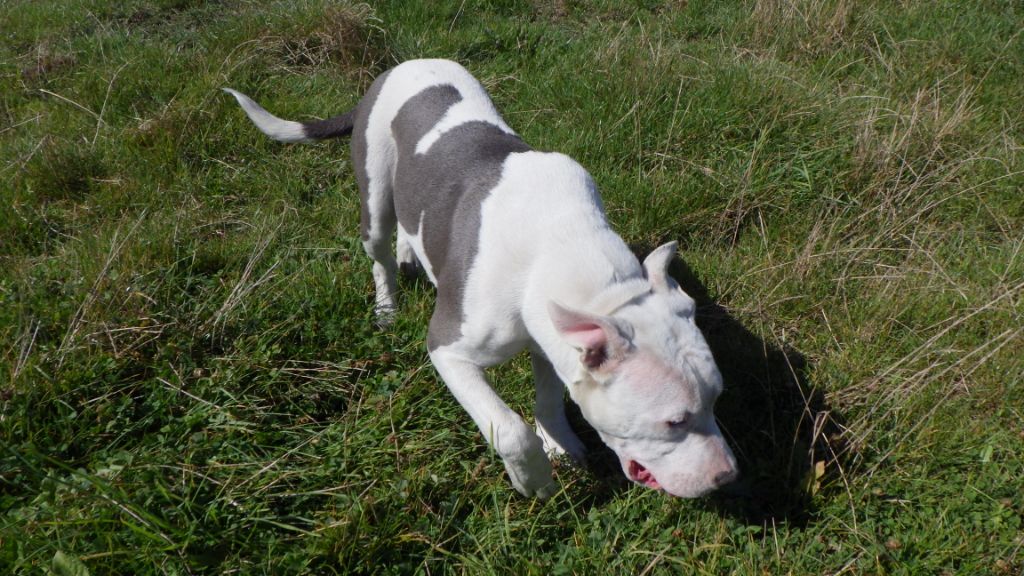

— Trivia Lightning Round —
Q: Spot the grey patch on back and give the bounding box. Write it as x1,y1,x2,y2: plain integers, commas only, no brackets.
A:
389,84,531,350
350,69,392,240
390,84,464,153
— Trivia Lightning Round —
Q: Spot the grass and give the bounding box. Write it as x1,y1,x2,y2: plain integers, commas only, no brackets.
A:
1,0,1022,573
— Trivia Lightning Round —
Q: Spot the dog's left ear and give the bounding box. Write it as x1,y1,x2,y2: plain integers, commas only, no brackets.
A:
643,241,678,292
548,302,633,371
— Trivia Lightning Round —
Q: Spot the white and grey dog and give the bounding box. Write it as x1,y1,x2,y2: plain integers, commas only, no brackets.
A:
225,59,737,498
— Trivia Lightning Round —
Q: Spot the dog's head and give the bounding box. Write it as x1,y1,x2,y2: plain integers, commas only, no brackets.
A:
550,242,737,498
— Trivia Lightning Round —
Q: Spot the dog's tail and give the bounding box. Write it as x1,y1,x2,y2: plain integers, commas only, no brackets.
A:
222,88,354,143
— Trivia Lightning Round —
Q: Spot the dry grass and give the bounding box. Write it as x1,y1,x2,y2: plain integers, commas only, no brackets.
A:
261,3,391,84
750,0,857,58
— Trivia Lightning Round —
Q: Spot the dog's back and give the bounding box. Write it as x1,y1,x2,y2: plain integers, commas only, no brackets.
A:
365,61,531,290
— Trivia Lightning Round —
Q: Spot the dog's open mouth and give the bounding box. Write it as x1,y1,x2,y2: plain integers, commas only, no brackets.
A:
628,460,661,489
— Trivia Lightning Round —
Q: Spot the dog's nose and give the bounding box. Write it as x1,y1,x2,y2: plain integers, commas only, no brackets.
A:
713,466,738,487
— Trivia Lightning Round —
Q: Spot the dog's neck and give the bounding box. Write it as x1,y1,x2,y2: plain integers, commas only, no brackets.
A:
525,229,648,388
585,277,652,316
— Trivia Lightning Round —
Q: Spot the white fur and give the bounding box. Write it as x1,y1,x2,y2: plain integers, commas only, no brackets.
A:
222,88,310,143
230,59,737,498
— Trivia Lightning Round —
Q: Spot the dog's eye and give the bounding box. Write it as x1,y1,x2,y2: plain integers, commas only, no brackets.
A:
666,416,690,429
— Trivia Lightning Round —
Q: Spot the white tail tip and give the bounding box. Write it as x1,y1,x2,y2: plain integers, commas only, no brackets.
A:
222,88,310,143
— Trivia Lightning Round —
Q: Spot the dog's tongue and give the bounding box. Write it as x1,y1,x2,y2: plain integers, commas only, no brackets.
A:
628,460,661,489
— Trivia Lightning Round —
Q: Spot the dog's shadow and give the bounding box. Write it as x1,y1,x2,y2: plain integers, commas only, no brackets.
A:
564,248,844,526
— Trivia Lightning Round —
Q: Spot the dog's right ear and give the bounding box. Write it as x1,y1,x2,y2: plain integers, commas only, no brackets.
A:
548,302,633,371
642,241,678,293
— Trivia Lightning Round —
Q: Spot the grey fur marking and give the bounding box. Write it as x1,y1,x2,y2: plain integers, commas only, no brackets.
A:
388,84,531,349
302,111,357,140
350,70,392,240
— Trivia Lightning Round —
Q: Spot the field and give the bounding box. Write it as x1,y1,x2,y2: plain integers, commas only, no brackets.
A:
2,0,1022,573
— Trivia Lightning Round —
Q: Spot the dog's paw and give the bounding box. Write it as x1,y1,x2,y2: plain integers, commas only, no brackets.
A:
533,477,558,500
373,304,397,328
538,430,587,465
502,441,556,499
536,424,587,464
504,458,556,499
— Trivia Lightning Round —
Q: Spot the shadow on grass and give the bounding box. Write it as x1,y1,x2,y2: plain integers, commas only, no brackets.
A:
561,248,847,525
673,255,845,526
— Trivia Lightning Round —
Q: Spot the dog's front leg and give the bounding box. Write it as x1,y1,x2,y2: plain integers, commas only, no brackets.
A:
429,347,557,499
531,351,586,463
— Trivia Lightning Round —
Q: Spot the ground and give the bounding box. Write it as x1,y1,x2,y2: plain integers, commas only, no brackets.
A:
1,0,1022,574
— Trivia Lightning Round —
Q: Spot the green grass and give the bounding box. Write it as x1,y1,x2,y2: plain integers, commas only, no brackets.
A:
2,0,1022,573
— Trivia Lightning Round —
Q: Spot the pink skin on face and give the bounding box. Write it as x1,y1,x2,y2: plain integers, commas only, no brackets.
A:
612,353,702,492
628,460,661,489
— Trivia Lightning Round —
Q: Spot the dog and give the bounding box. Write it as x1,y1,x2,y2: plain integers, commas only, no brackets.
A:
225,59,737,498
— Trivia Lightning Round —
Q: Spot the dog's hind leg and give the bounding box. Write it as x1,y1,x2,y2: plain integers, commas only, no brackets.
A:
361,188,400,324
364,245,398,324
396,228,421,278
355,94,402,324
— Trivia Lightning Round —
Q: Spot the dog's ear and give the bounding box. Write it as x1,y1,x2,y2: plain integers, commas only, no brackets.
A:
548,302,632,370
642,241,678,292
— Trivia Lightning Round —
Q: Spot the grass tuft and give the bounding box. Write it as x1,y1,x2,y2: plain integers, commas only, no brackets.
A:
22,138,108,203
258,3,394,86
